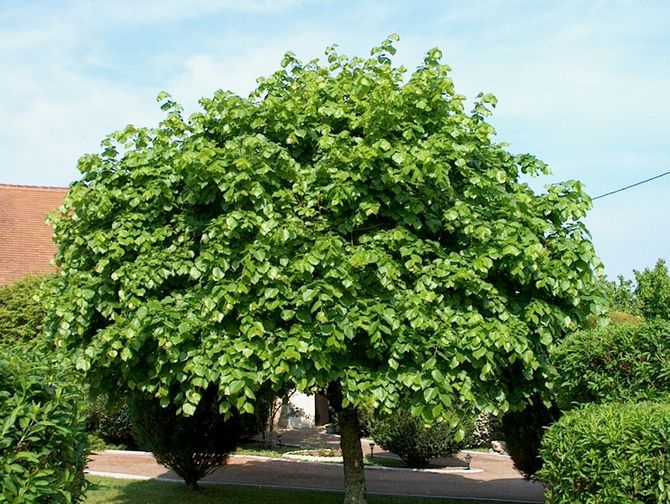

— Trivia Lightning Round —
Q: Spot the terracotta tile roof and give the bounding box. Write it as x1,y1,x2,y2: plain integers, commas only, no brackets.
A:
0,184,68,285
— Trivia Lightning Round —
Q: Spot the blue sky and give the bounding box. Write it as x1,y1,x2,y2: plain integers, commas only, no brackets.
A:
1,0,668,279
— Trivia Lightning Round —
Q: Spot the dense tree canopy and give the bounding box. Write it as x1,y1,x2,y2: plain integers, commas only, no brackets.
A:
47,36,603,434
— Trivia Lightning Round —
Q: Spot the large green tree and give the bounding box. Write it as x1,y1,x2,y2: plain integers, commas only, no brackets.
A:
47,37,604,503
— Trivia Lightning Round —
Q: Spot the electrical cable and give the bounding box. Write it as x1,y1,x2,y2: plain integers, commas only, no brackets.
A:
592,170,670,200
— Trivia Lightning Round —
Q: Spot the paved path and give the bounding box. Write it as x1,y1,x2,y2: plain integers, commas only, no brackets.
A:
87,450,545,502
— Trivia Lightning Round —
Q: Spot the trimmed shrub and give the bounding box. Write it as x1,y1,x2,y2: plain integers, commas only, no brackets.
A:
128,388,242,490
366,410,473,468
0,345,89,503
0,275,50,347
552,321,670,408
539,401,670,503
500,396,560,479
608,310,644,325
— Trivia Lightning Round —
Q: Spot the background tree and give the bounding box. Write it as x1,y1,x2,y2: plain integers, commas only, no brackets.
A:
634,259,670,321
47,36,605,503
364,409,474,468
606,258,670,321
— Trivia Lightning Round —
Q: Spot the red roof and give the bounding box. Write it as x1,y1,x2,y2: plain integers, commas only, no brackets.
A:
0,184,68,285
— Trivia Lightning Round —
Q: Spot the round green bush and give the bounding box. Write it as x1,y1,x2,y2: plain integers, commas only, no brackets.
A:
552,321,670,408
366,410,473,468
539,401,670,503
0,346,89,503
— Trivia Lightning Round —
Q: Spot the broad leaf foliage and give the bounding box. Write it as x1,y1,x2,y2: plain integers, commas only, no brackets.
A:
47,37,604,425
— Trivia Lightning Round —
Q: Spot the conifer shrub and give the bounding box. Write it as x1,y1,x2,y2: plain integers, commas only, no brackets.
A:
500,396,559,479
128,387,242,490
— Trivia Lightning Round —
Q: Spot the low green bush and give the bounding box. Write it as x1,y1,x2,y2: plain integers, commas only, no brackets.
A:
552,321,670,408
366,410,473,468
0,345,89,503
128,388,242,490
539,401,670,503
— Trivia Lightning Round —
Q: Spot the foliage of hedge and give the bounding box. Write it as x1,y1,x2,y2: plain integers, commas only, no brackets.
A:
128,388,242,490
365,410,473,467
0,276,49,347
539,401,670,503
0,346,89,503
551,321,670,409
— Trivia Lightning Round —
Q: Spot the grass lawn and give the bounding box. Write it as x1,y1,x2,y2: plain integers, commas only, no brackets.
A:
85,476,523,504
235,442,298,458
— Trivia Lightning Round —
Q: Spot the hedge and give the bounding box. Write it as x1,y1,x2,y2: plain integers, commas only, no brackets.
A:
551,321,670,408
539,401,670,503
0,345,89,503
0,276,49,347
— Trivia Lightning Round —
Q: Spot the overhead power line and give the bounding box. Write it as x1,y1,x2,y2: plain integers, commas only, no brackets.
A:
592,170,670,201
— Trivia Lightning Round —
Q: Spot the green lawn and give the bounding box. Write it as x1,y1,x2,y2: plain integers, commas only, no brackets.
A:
85,476,522,504
235,441,299,458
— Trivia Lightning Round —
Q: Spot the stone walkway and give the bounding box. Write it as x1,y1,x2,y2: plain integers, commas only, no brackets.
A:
86,428,545,503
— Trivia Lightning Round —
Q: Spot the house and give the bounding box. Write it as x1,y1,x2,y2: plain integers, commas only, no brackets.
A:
0,184,68,285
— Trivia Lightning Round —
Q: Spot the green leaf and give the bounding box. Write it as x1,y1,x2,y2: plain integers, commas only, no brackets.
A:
228,380,245,395
391,152,405,165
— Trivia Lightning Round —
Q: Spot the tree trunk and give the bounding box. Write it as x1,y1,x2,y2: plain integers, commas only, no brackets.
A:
184,477,199,491
339,407,368,504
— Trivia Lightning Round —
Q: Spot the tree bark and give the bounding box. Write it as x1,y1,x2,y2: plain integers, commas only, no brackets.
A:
339,407,368,504
184,477,199,491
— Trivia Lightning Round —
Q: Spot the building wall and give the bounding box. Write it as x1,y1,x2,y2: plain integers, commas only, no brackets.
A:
0,184,67,285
